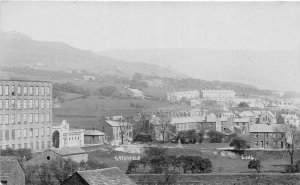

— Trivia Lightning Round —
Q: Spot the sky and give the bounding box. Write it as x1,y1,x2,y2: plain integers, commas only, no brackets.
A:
1,2,300,92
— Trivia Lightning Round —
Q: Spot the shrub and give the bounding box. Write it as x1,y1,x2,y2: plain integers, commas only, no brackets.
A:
285,164,298,173
230,137,247,150
207,130,223,143
296,160,300,172
248,159,262,173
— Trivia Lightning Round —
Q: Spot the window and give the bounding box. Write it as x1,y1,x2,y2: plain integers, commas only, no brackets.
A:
24,143,27,149
29,114,33,123
29,86,33,95
46,86,50,95
0,100,2,109
35,113,39,123
23,129,27,138
265,141,269,147
5,85,9,96
35,99,39,109
11,114,15,124
5,99,9,109
266,133,269,138
47,141,51,148
4,115,9,125
17,99,21,109
0,115,2,125
23,113,27,124
0,85,2,95
255,133,258,138
23,99,27,109
41,99,44,109
35,86,39,96
17,129,21,138
46,99,50,109
17,114,21,124
35,128,39,137
47,127,51,136
29,99,33,109
30,142,33,150
254,141,258,147
30,128,33,137
41,87,45,96
0,130,3,140
11,85,15,96
281,133,284,138
46,113,50,122
5,130,9,140
11,129,15,139
41,128,44,136
17,86,21,95
40,113,44,122
41,141,45,149
11,99,15,109
23,86,28,95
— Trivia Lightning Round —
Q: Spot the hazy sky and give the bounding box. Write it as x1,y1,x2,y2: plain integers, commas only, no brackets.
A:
1,2,300,92
1,1,300,51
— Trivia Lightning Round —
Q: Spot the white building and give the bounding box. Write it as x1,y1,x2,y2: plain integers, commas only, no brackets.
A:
200,90,235,101
282,114,300,127
166,90,200,103
52,120,84,148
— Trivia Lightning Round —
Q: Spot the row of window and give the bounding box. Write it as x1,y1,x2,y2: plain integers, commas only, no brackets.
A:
254,140,284,148
0,141,51,150
0,85,51,96
253,133,284,138
0,128,51,140
0,99,51,110
0,113,51,125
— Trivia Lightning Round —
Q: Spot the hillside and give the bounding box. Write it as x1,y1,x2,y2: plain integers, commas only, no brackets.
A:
0,31,184,79
99,49,300,93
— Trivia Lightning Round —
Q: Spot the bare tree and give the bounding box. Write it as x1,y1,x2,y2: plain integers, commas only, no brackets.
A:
119,118,132,144
155,115,172,144
275,124,300,164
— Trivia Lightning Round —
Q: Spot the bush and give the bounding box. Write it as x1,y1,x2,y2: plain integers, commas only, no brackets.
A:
296,160,300,172
207,130,223,143
230,137,247,150
248,159,262,173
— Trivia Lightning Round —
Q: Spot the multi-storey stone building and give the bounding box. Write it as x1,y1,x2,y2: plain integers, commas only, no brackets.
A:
200,90,235,101
166,90,200,103
0,79,52,151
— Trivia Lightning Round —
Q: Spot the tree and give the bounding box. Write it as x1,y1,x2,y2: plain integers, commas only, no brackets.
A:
248,159,262,173
1,148,33,160
207,130,223,143
119,119,131,144
238,102,249,108
155,115,172,144
276,124,300,164
49,158,79,184
230,137,247,150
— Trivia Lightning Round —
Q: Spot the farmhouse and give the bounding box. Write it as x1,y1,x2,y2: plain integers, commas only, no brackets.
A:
249,124,286,149
62,167,136,185
0,156,25,185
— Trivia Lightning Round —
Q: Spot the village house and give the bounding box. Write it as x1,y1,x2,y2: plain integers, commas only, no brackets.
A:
249,124,286,149
126,88,144,99
166,90,200,103
258,111,276,124
200,89,235,101
62,167,136,185
282,114,300,127
84,129,106,145
0,157,25,185
233,117,255,135
25,147,88,166
101,116,133,145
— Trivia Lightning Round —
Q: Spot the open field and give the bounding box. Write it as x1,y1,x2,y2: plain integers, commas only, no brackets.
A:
53,96,190,128
87,143,300,174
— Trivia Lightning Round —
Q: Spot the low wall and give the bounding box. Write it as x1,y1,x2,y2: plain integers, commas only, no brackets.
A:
128,173,300,185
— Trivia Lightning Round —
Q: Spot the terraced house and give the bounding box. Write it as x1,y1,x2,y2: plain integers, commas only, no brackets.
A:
0,79,52,151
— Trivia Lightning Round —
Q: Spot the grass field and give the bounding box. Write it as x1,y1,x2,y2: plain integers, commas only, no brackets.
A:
87,143,300,174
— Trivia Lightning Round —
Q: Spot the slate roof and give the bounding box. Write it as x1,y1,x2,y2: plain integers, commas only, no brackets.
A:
249,124,285,133
234,118,250,123
75,167,136,185
50,147,87,156
0,156,22,181
84,129,105,136
105,120,132,127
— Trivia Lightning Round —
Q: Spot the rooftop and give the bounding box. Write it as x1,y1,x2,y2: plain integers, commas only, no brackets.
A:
105,120,132,127
50,147,87,156
0,78,52,83
84,129,105,136
0,156,22,181
249,124,285,133
76,167,136,185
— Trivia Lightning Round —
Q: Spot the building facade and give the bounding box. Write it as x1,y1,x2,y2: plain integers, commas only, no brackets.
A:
0,80,52,151
0,156,25,185
166,90,200,103
200,90,235,101
52,120,84,148
84,129,106,145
